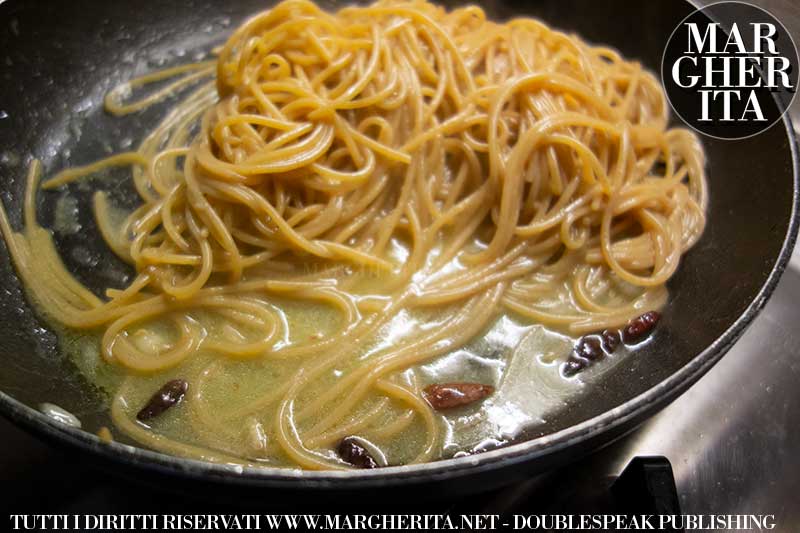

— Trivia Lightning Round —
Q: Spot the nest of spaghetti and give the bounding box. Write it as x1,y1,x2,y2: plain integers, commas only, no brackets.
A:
0,0,706,469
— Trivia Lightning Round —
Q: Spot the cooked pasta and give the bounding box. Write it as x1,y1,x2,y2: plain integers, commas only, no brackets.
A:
0,0,706,469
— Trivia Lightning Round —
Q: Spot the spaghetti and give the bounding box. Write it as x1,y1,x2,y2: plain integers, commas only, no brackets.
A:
0,0,706,469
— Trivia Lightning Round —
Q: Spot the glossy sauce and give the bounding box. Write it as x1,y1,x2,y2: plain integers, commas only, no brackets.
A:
46,200,642,466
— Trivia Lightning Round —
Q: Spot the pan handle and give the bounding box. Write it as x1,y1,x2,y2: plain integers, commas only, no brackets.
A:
611,456,683,530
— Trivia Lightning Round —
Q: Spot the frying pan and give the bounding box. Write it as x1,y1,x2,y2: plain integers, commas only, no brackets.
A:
0,0,797,501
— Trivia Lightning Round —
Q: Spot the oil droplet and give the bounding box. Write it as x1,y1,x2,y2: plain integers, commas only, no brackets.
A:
71,246,99,267
54,195,82,235
39,403,82,428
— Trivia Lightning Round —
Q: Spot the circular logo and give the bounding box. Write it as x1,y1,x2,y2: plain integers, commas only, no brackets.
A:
661,1,798,140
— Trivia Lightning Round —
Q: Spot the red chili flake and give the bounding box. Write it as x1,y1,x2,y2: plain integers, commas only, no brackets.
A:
622,311,661,344
601,329,621,353
337,437,378,469
423,382,494,410
137,379,188,422
575,335,604,360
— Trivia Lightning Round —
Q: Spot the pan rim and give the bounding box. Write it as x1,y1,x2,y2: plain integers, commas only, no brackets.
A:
0,2,798,489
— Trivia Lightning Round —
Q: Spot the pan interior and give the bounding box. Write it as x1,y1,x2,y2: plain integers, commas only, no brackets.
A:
0,0,796,476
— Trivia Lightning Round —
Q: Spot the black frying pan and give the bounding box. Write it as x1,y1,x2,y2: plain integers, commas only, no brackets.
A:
0,0,797,500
